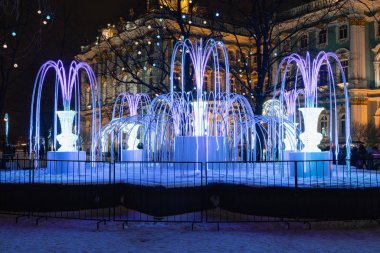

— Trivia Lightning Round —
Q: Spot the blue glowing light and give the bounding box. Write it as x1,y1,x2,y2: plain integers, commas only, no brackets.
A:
30,60,102,160
272,51,351,160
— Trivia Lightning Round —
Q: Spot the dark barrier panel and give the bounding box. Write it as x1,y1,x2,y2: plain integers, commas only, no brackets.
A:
113,162,204,222
0,183,115,215
119,184,204,217
207,184,380,221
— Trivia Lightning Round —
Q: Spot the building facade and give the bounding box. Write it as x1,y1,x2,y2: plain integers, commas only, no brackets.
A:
273,0,380,145
77,0,380,150
76,0,255,151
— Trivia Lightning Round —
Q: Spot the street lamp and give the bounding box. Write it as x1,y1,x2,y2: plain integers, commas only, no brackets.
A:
4,113,8,145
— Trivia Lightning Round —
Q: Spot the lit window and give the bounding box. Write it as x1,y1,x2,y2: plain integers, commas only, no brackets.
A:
336,50,349,83
320,114,328,137
338,25,348,41
340,114,345,137
318,64,328,86
318,29,327,46
340,59,349,82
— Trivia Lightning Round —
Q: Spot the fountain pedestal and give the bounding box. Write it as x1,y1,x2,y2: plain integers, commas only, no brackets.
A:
121,150,143,161
288,107,330,177
174,136,227,164
120,123,143,161
288,151,330,177
47,110,86,174
47,151,86,174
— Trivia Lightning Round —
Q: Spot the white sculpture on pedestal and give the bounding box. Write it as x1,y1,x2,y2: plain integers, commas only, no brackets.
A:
56,110,78,151
299,107,324,152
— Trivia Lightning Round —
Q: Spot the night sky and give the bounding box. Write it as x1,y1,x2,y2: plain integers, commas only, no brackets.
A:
3,0,142,143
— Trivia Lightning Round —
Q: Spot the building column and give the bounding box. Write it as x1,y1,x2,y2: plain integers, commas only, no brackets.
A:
350,94,368,125
349,16,367,88
374,101,380,127
374,61,380,87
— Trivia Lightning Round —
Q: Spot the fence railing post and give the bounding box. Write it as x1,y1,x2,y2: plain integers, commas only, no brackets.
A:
294,161,298,188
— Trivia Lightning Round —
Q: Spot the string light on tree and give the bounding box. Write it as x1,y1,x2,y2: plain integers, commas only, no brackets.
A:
13,63,18,68
2,43,7,49
11,32,16,37
37,9,42,14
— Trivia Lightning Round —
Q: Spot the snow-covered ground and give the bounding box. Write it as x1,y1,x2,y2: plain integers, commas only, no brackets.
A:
1,161,380,188
0,215,380,252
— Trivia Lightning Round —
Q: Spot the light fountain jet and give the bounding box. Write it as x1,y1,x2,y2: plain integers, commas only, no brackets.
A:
30,60,101,171
111,92,151,161
273,51,351,176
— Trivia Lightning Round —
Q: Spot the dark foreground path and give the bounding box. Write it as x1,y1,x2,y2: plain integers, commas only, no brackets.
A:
0,215,379,252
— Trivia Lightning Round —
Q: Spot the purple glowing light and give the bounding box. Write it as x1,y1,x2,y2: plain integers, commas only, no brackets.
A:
112,92,151,118
29,60,101,160
283,89,300,118
170,38,230,95
273,51,351,160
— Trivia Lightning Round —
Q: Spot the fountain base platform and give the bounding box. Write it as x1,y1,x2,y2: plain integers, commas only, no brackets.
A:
174,136,227,163
47,151,86,174
121,149,143,161
288,151,330,177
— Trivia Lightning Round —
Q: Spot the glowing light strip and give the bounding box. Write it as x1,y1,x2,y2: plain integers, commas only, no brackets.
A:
30,60,101,161
273,51,351,160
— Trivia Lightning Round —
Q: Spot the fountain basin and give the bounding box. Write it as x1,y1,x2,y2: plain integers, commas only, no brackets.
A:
288,151,330,177
121,149,143,161
174,136,227,163
47,151,86,174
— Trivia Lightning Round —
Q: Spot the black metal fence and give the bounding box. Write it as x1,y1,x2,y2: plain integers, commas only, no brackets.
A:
112,161,203,223
1,158,380,224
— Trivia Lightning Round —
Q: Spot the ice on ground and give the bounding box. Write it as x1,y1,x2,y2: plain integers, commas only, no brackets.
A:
1,161,380,188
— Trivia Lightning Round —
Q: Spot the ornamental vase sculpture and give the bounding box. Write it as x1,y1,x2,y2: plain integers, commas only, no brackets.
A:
56,110,78,151
299,107,324,152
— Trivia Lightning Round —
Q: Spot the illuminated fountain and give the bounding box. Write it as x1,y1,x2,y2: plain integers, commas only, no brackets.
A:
111,92,151,161
283,90,300,152
29,60,101,172
273,52,351,176
91,39,257,165
148,38,256,164
262,99,297,161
